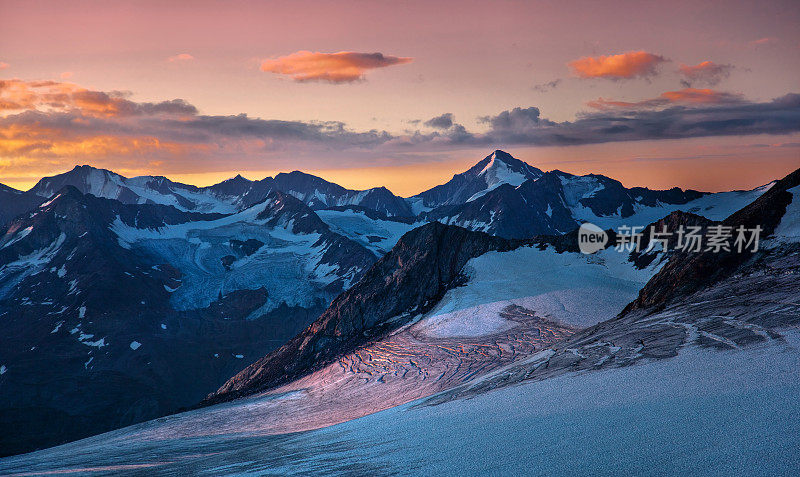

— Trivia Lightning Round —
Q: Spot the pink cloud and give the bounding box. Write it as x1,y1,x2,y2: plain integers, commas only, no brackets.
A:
748,37,778,47
569,51,666,80
167,53,194,62
0,62,9,70
260,51,413,83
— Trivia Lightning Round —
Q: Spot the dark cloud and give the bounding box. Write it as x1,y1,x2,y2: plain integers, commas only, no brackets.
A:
679,61,735,87
478,107,555,132
532,79,562,93
468,94,800,147
424,113,454,129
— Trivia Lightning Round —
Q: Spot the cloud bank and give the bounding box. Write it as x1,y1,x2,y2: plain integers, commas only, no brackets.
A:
470,94,799,146
1,78,798,180
260,51,413,83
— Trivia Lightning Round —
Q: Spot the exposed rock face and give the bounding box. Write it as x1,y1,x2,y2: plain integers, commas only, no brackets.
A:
0,183,45,228
269,171,414,217
206,174,255,198
422,171,578,237
206,222,513,403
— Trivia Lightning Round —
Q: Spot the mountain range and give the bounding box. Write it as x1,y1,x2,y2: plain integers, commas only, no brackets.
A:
0,150,793,458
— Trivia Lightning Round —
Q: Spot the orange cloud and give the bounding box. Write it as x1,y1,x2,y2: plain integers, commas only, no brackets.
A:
260,51,412,83
0,79,196,118
0,118,212,182
569,51,666,79
168,53,194,62
660,88,742,104
0,62,8,70
60,71,74,79
587,88,744,110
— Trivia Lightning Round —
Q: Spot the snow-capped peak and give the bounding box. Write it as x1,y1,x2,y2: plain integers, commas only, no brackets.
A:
465,151,543,202
478,152,528,189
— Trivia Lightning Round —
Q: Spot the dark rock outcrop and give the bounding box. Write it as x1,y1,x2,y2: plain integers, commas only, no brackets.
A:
628,167,799,312
0,183,45,228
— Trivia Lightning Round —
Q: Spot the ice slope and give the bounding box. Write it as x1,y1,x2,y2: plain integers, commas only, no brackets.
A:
314,209,415,255
112,202,344,312
412,244,664,337
124,175,240,214
2,330,797,476
771,184,800,242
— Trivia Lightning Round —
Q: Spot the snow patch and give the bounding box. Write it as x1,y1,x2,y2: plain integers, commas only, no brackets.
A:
1,226,33,249
466,155,531,202
771,185,800,242
415,245,664,335
39,194,61,208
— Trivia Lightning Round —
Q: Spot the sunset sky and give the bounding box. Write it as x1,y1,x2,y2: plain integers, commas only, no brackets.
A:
1,0,799,195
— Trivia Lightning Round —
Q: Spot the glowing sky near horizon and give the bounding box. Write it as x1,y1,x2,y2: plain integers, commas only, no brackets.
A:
0,0,799,195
